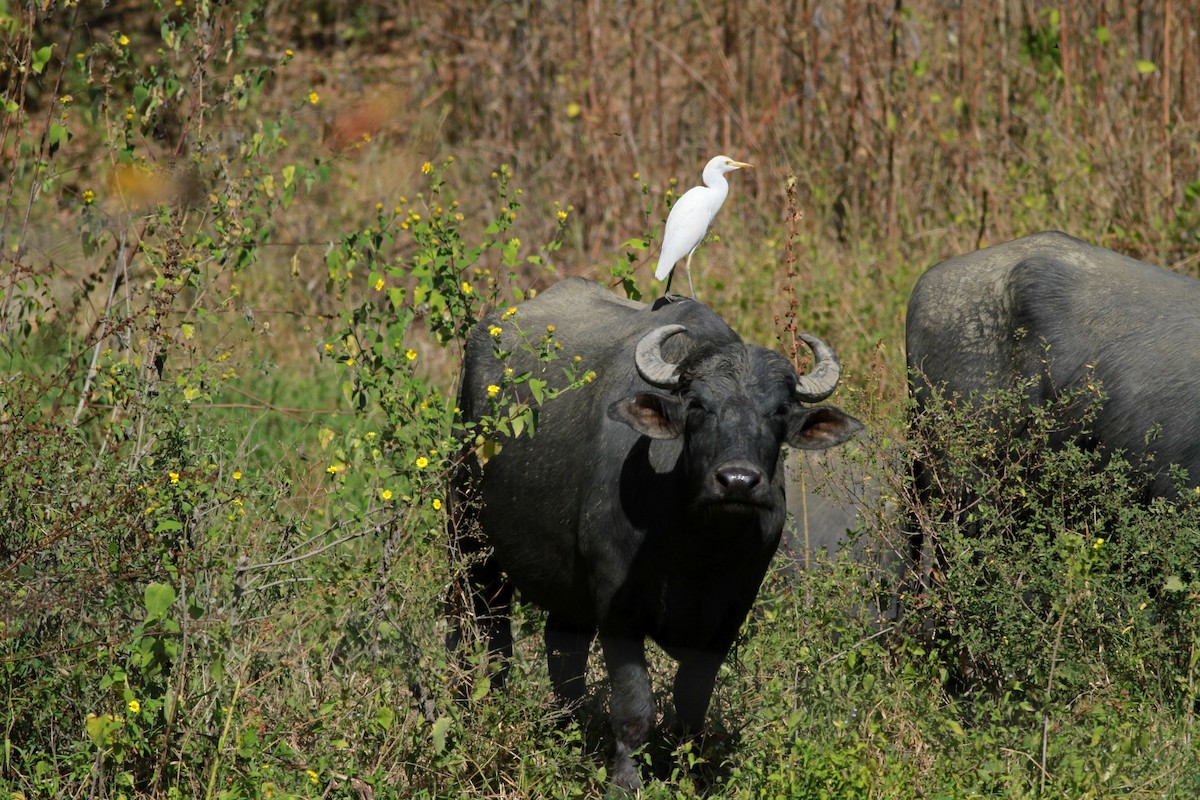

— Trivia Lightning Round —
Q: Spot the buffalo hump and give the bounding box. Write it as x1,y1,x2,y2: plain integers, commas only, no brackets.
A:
908,230,1200,498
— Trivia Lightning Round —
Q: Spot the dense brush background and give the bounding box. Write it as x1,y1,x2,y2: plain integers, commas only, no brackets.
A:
3,2,1200,798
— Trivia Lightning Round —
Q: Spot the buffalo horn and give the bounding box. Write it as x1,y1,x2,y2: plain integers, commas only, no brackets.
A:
635,324,687,389
793,332,841,402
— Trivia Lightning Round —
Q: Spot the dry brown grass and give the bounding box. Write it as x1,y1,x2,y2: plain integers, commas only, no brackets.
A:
5,2,1199,419
255,0,1200,412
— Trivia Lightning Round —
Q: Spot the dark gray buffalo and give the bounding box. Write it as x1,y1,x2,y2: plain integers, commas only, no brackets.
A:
907,230,1200,502
447,277,862,792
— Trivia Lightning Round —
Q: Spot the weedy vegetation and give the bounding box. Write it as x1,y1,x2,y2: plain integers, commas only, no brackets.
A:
3,2,1200,798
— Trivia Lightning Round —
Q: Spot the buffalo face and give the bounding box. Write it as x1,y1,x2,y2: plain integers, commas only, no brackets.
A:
609,325,863,516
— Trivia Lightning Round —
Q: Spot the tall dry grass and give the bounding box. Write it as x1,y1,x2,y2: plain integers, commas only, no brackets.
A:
262,0,1200,410
7,2,1197,392
253,1,1199,255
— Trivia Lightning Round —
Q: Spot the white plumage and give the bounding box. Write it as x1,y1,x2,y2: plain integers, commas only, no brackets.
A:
655,155,753,296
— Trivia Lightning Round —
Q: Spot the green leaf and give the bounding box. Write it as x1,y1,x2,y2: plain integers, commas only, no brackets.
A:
144,582,177,620
1136,60,1157,74
32,45,53,74
155,519,183,533
86,713,122,748
1163,575,1186,592
374,705,395,731
476,435,502,465
48,122,71,152
431,716,452,753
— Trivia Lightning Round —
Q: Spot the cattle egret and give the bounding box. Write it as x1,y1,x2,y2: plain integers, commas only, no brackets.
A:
655,155,753,296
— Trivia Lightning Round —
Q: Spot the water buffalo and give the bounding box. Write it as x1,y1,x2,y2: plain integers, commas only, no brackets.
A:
447,277,863,792
906,230,1200,501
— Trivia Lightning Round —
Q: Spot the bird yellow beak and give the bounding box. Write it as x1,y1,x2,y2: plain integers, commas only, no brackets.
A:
727,160,753,169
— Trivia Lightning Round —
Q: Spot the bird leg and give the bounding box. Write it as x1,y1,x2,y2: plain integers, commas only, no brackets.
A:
684,252,696,298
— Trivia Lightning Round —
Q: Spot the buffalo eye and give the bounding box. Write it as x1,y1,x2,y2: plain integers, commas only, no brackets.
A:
772,401,791,417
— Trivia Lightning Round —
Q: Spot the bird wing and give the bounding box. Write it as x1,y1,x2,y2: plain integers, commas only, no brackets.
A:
655,186,714,280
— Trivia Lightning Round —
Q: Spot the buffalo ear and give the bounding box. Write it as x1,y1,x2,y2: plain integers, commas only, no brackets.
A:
787,406,864,450
608,393,683,439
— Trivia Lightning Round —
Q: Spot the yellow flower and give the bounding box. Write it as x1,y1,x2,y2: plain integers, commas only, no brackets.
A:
374,278,384,291
432,498,443,510
405,349,417,361
118,34,130,46
502,307,517,319
308,91,319,105
324,343,334,353
486,385,500,398
60,95,74,105
461,282,472,294
415,457,429,469
308,770,319,784
546,324,556,333
488,325,502,337
1093,537,1105,550
169,472,180,484
128,700,140,713
381,489,393,501
557,210,568,221
232,471,242,480
82,190,95,204
421,161,433,174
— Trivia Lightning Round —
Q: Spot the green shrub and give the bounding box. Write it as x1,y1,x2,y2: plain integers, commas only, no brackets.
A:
905,375,1200,795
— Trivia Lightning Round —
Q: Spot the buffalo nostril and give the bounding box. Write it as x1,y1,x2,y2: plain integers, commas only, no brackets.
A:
715,466,762,493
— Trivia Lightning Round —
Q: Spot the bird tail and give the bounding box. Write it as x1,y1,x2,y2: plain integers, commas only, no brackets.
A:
654,256,674,281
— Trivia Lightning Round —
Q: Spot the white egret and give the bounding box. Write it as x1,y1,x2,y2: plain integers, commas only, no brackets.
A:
655,155,753,297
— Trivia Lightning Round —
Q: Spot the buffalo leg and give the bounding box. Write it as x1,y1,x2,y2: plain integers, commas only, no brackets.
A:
446,454,514,689
672,648,724,735
545,616,594,711
446,548,514,690
600,634,655,792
